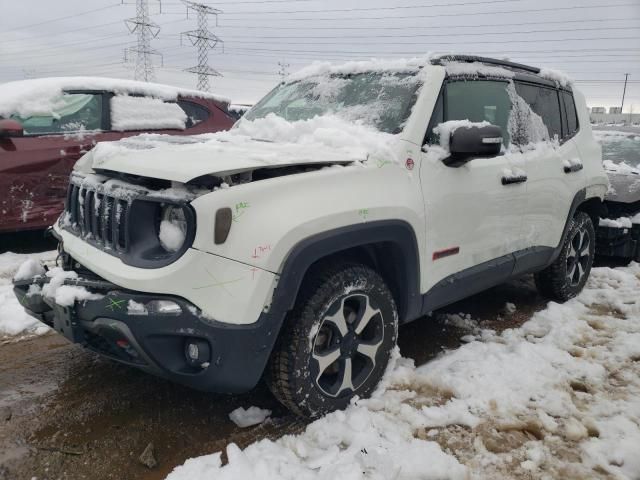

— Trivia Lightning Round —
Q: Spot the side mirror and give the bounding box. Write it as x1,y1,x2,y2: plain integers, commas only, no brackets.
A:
0,119,24,139
443,124,503,167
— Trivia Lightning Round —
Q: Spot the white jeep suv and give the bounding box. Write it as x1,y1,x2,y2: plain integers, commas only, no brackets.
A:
14,55,608,417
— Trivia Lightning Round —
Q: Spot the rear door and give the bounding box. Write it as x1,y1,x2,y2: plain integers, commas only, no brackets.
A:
515,82,579,253
420,79,526,294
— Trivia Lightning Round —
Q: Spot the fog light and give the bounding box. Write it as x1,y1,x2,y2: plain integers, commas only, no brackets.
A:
146,300,182,315
184,338,210,367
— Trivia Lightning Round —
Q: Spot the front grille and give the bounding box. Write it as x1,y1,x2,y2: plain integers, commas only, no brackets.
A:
64,178,136,252
60,173,196,269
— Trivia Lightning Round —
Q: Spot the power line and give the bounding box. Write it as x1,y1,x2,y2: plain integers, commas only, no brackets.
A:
203,26,640,41
0,3,121,35
207,16,640,30
214,38,640,55
216,3,639,22
0,20,125,45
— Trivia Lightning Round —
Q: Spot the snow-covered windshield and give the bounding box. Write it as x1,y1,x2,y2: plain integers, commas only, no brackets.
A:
244,72,422,134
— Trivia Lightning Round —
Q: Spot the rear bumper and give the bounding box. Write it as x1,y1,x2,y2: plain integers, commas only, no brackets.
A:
14,275,279,394
596,223,640,261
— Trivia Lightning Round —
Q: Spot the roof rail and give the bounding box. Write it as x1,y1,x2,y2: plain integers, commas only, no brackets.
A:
431,55,541,74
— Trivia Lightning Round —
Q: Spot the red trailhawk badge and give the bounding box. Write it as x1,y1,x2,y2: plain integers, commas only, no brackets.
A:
405,158,415,170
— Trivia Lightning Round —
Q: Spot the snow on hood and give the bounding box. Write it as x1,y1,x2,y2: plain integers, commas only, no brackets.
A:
77,114,400,183
0,76,230,118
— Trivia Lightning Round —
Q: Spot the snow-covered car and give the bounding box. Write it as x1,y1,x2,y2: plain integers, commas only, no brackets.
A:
0,77,235,233
593,130,640,264
14,56,608,417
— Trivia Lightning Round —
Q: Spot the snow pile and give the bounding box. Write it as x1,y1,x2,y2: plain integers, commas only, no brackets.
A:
443,60,515,79
0,251,56,338
13,258,46,281
82,113,400,182
41,267,103,307
159,219,186,252
0,77,229,119
127,300,148,316
603,159,640,175
110,95,187,131
538,67,574,88
287,57,427,83
593,130,639,141
563,157,583,169
167,263,640,480
599,217,633,228
233,113,399,162
228,407,272,428
431,119,491,149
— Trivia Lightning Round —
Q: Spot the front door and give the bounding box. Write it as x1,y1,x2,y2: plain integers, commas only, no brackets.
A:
419,79,526,295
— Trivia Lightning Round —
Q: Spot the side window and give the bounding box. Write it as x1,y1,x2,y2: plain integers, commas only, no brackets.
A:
109,95,187,131
562,91,579,137
514,83,562,141
11,93,103,136
443,80,512,147
177,100,210,128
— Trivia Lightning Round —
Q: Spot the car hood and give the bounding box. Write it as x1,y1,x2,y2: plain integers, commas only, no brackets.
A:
76,133,365,183
606,171,640,204
603,159,640,204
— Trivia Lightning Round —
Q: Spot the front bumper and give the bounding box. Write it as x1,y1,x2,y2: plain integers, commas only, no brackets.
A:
14,274,279,394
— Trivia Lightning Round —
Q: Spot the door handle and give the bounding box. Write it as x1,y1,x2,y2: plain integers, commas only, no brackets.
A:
501,174,528,185
564,163,583,173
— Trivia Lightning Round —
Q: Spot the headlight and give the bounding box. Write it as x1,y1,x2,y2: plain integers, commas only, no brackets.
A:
159,205,188,252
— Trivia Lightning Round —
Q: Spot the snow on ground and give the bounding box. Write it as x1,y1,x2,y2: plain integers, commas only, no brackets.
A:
0,251,56,338
229,406,272,428
167,263,640,480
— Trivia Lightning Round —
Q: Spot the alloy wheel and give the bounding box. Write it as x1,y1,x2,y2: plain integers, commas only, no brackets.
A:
311,293,384,398
566,226,591,287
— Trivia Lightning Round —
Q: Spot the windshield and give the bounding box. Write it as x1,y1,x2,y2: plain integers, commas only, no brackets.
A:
244,71,422,134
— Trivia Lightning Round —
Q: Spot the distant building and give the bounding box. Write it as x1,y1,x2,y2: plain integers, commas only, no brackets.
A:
591,107,606,114
609,107,622,114
590,111,640,125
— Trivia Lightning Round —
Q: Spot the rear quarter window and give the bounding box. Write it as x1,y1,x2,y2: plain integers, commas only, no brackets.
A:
177,100,210,128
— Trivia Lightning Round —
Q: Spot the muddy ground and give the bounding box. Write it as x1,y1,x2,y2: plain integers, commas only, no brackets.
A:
0,233,547,480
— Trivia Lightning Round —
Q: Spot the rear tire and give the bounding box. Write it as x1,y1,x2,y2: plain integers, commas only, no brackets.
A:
266,262,398,418
535,212,595,302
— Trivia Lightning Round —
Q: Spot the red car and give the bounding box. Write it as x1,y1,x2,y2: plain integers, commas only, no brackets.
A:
0,77,234,233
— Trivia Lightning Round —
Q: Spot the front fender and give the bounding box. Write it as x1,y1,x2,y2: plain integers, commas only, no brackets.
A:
190,163,426,276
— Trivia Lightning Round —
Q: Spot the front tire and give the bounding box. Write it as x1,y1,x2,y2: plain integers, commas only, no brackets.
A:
535,212,595,302
266,263,398,418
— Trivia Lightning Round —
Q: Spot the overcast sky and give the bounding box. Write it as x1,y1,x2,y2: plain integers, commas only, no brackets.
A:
0,0,638,109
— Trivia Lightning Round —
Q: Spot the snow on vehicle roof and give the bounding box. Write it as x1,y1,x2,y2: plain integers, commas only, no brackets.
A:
286,56,429,82
442,61,515,79
0,76,230,118
286,55,572,87
538,67,573,88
